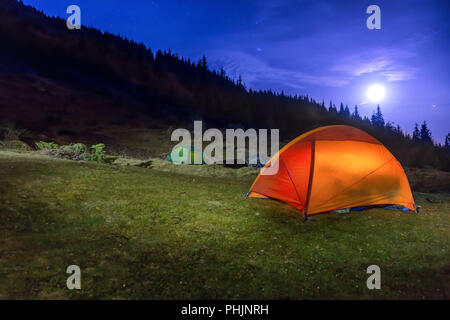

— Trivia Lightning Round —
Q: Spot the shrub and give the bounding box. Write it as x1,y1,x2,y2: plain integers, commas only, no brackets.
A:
44,143,87,161
85,143,106,162
61,143,87,154
36,141,59,150
35,141,106,162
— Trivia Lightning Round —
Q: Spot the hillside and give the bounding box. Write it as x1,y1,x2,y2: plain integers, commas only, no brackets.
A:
0,0,448,169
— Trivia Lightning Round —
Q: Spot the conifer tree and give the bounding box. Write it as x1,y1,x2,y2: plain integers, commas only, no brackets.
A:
412,123,421,141
339,102,345,115
344,104,350,117
420,121,432,143
201,56,207,70
352,105,361,120
371,105,385,127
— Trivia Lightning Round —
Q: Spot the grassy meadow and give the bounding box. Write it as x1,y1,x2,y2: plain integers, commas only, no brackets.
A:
0,148,449,299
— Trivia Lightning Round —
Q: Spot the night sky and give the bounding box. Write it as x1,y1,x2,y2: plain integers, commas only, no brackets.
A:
22,0,449,142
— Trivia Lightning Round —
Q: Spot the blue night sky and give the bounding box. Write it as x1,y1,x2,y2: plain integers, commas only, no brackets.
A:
22,0,449,142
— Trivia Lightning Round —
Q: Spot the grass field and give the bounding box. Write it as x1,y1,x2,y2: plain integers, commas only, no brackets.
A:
0,150,449,299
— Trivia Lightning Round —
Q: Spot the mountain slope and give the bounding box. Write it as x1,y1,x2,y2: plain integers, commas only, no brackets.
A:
0,0,448,169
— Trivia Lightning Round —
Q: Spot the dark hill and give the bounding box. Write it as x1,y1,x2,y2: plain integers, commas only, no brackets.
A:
0,0,448,169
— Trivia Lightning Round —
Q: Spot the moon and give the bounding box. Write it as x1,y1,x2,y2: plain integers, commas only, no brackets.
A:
367,84,386,102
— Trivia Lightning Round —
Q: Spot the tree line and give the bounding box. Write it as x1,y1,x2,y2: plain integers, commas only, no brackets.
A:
0,0,448,170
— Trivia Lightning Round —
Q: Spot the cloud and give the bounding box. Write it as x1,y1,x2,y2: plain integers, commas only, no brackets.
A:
204,3,425,92
209,50,351,90
209,47,417,93
330,49,417,82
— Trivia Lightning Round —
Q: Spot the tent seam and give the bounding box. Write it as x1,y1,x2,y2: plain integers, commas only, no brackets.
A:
281,158,304,207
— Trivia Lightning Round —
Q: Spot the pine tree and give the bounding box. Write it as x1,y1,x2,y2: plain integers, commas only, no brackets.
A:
420,121,432,143
219,66,225,78
328,101,337,113
155,49,163,61
371,105,385,127
445,133,450,150
237,75,243,87
200,55,207,70
352,105,361,120
344,104,350,117
339,102,345,115
412,123,420,141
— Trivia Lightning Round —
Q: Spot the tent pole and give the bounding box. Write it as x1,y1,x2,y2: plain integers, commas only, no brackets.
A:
304,140,316,216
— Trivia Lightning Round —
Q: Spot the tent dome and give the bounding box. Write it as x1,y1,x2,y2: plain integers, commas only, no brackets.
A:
165,145,209,164
248,125,415,216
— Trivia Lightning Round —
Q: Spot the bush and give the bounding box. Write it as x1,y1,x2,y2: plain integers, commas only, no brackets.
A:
85,143,106,162
36,141,59,150
61,143,87,154
44,143,87,161
36,141,106,162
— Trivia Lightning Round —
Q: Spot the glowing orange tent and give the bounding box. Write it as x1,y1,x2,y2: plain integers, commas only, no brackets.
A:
247,125,415,217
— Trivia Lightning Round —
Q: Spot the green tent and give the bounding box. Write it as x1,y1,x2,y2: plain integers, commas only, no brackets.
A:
165,145,209,164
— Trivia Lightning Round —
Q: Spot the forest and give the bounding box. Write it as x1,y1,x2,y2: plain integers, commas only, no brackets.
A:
0,0,448,170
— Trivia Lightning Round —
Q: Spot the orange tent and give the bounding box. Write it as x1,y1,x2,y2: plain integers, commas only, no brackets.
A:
247,125,415,217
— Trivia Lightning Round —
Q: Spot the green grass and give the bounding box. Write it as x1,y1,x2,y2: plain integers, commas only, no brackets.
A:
0,150,449,299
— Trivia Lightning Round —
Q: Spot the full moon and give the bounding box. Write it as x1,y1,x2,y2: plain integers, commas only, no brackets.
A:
367,84,386,102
